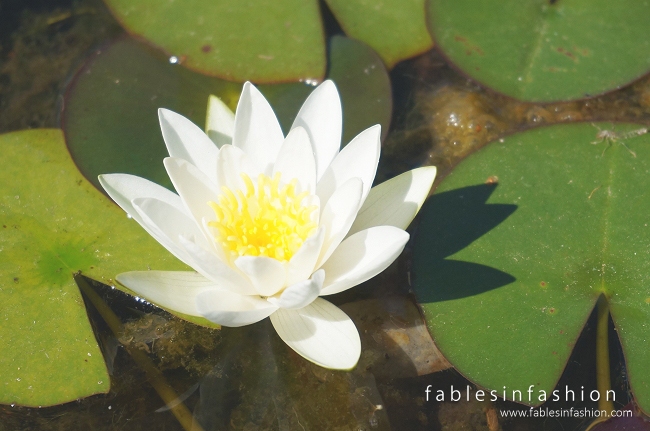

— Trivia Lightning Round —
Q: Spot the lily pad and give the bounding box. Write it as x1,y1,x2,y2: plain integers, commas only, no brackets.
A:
63,37,241,191
0,129,214,407
328,35,392,144
413,123,650,413
62,36,392,191
102,0,325,83
426,0,650,102
324,0,433,68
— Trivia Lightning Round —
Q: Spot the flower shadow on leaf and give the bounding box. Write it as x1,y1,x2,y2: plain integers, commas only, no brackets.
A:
414,183,518,302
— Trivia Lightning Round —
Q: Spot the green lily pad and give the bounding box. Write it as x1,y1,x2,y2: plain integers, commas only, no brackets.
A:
0,129,215,407
413,123,650,413
63,36,392,191
63,38,241,191
328,35,392,144
324,0,433,68
102,0,325,83
426,0,650,102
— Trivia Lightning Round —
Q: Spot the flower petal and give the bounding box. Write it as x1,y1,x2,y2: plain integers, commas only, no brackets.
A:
159,109,219,183
315,124,381,208
291,80,342,181
232,82,284,175
348,166,437,237
178,236,257,295
234,256,286,297
98,173,184,222
164,157,220,235
320,226,409,296
273,126,316,193
195,289,278,327
268,270,324,310
286,228,325,286
302,193,321,226
200,217,231,263
270,298,361,370
205,94,235,148
315,178,363,269
215,144,259,192
116,271,215,316
132,197,207,266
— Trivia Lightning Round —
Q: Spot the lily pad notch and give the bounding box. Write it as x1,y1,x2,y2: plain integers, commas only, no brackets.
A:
414,123,650,414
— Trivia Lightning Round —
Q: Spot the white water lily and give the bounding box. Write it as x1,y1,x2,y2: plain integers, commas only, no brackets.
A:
99,80,436,370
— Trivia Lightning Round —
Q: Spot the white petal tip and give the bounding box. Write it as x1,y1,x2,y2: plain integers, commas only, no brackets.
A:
418,165,438,183
367,124,381,135
271,298,361,370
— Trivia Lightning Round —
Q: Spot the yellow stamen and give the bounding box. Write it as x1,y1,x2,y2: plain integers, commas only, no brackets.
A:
208,173,317,262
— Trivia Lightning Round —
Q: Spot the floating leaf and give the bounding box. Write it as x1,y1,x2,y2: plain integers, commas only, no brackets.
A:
0,129,215,407
414,123,650,413
328,35,392,144
63,38,241,191
102,0,325,82
325,0,433,68
426,0,650,102
63,36,392,190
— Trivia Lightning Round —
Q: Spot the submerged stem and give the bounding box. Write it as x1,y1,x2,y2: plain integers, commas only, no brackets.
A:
76,276,204,431
596,295,614,413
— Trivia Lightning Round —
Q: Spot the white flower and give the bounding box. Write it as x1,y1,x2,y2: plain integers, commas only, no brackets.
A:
99,81,436,370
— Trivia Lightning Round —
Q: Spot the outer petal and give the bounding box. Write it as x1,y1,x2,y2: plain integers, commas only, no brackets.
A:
231,82,284,175
315,124,381,208
159,109,219,184
286,228,325,286
315,178,363,269
164,157,221,234
267,270,324,310
178,236,257,296
270,298,361,370
132,197,205,266
320,226,409,296
116,271,215,316
205,94,235,148
195,289,278,327
234,256,286,297
273,126,316,193
98,173,185,222
347,166,437,237
291,80,342,181
132,197,207,247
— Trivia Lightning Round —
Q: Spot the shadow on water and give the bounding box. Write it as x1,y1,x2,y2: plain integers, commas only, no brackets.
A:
414,183,518,302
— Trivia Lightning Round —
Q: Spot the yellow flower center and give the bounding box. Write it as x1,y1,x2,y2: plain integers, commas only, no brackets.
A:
208,172,317,262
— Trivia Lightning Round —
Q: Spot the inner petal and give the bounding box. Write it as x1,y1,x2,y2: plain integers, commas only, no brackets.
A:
208,172,318,263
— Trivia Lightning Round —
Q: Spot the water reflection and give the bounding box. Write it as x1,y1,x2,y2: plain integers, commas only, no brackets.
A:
192,322,391,430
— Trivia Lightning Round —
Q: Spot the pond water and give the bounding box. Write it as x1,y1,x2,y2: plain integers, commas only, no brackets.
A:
1,0,649,430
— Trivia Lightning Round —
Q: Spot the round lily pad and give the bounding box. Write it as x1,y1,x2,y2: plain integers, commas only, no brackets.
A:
325,0,433,68
102,0,325,83
427,0,650,102
414,123,650,413
62,36,392,191
0,129,210,407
